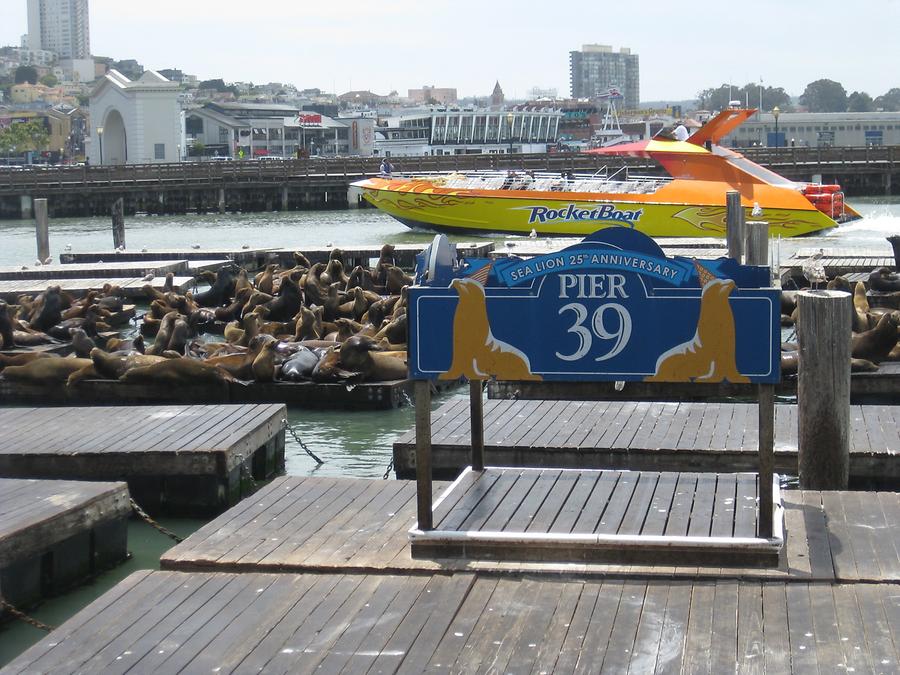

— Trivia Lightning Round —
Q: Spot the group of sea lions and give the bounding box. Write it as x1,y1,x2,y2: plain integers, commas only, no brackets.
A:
1,245,413,389
779,272,900,376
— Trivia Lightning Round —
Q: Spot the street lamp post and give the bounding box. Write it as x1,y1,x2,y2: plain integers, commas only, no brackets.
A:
96,126,103,165
506,112,514,155
772,106,780,150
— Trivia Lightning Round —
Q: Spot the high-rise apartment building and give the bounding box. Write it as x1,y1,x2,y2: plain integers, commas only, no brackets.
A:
569,44,639,110
26,0,90,60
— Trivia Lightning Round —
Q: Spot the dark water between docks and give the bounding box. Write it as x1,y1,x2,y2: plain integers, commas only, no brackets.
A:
0,198,898,664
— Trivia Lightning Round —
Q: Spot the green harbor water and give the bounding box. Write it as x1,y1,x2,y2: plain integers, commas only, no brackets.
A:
1,197,899,664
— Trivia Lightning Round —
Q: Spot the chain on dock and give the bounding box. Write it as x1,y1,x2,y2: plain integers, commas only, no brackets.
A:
129,497,183,543
286,424,324,465
0,598,54,632
382,457,394,480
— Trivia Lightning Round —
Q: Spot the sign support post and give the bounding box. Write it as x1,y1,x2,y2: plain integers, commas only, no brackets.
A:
469,380,485,471
758,383,775,538
414,379,433,531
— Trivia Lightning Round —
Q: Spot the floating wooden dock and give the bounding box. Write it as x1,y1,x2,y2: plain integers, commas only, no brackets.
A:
488,362,900,403
59,247,276,268
161,475,900,583
0,260,193,281
0,477,130,609
0,404,286,516
392,399,900,482
5,475,895,672
781,246,894,286
492,237,727,261
0,276,195,301
0,377,424,410
12,568,900,674
268,242,495,268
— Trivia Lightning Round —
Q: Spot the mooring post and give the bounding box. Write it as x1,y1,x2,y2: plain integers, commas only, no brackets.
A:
20,195,33,220
111,197,125,249
218,188,226,214
470,379,485,471
758,383,775,538
725,190,745,263
414,379,433,530
744,220,769,267
797,290,851,489
281,186,289,211
34,198,49,264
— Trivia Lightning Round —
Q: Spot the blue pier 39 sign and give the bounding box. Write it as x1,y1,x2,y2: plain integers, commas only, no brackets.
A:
409,229,780,384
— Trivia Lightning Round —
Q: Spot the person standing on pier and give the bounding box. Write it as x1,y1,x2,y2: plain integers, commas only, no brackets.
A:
380,157,394,177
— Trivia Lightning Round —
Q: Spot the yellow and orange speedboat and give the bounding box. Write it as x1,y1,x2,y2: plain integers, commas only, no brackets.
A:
353,109,861,238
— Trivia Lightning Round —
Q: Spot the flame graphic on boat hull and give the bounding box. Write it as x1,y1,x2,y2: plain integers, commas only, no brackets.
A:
673,206,826,234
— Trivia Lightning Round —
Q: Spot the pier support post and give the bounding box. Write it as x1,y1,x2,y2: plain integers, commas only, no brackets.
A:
34,198,49,264
111,198,125,249
218,188,226,214
886,172,893,197
757,384,775,538
726,191,745,262
470,380,485,471
797,290,851,489
281,186,289,211
20,195,33,220
414,379,433,530
745,221,769,267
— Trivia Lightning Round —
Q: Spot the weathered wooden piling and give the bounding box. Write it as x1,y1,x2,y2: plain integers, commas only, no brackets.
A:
415,379,433,531
111,197,125,249
34,198,49,263
725,191,745,262
744,220,769,266
797,290,851,489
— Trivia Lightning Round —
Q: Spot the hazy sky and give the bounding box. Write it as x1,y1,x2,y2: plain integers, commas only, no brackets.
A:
3,0,898,102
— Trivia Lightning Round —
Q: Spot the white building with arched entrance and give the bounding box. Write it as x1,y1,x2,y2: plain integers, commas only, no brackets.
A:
88,70,183,165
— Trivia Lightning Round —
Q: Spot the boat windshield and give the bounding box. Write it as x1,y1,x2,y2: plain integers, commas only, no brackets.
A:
415,170,671,196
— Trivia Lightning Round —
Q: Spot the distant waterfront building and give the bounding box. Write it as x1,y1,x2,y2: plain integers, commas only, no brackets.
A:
723,111,900,148
569,44,639,111
88,70,182,165
26,0,91,60
374,107,562,157
490,81,505,109
408,86,457,106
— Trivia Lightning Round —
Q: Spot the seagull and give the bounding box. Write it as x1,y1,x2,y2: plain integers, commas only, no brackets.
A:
751,202,763,218
42,257,52,265
64,243,72,252
191,244,201,249
20,265,28,270
801,248,826,289
529,228,537,239
115,245,125,253
34,260,42,266
141,247,148,253
326,242,333,247
241,244,250,249
141,272,155,282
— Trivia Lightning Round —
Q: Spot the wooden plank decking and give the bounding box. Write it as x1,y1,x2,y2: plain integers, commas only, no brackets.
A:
8,568,896,674
161,475,900,583
393,399,900,482
0,404,286,516
59,247,276,267
0,260,190,281
0,477,130,608
0,276,195,300
409,467,781,565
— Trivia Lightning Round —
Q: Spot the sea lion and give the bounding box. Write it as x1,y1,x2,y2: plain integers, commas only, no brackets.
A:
70,328,97,358
374,313,408,346
339,335,408,381
311,345,359,383
0,352,59,371
373,244,396,286
251,339,277,382
293,305,323,341
887,235,900,270
105,334,144,353
224,312,261,347
347,265,376,292
334,287,368,321
255,264,278,295
851,313,898,363
214,287,252,322
826,276,852,294
166,318,191,354
147,311,179,355
3,357,93,384
280,346,319,381
781,349,799,376
303,263,329,306
0,301,14,349
192,265,237,307
120,357,233,393
868,267,900,293
261,275,303,322
30,285,63,332
385,266,413,295
851,358,879,372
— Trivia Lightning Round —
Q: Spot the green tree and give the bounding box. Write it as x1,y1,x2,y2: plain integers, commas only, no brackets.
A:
874,88,900,111
198,78,227,91
799,79,847,112
696,82,791,112
190,141,206,157
39,73,58,87
14,65,38,84
847,91,874,112
0,120,50,155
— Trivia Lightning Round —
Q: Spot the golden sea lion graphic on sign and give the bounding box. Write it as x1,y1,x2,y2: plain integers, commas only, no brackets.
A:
645,260,750,383
440,278,542,381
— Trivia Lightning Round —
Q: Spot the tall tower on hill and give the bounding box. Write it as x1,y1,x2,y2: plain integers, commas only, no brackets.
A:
26,0,91,59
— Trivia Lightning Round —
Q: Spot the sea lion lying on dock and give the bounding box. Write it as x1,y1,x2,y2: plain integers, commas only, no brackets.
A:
851,313,899,363
868,267,900,293
3,356,92,384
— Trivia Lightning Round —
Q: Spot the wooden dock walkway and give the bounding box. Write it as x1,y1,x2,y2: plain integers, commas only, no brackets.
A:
0,276,195,301
270,242,495,268
0,404,286,516
1,377,424,409
59,247,276,268
0,477,130,609
392,399,900,482
161,475,900,583
0,260,191,281
488,362,900,403
8,567,899,674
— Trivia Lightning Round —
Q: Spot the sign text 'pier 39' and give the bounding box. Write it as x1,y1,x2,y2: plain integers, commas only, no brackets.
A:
409,229,780,384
